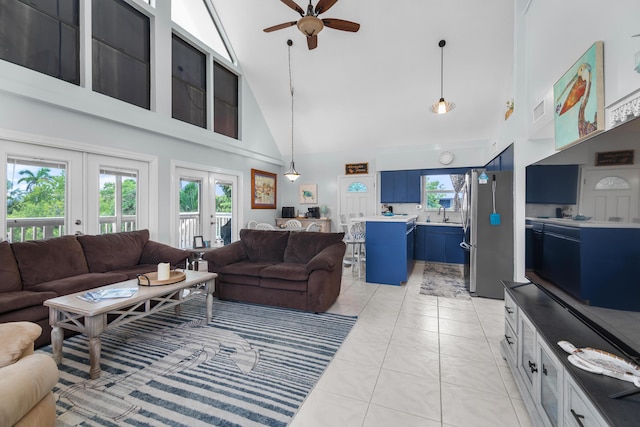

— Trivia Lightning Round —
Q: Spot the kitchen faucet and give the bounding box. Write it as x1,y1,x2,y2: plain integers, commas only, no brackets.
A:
438,205,449,222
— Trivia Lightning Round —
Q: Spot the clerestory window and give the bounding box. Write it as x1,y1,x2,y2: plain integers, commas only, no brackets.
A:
0,0,80,84
92,0,150,109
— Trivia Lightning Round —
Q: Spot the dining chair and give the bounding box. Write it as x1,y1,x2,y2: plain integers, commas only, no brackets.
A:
246,220,258,229
285,219,303,229
343,221,366,278
255,222,275,230
305,222,321,232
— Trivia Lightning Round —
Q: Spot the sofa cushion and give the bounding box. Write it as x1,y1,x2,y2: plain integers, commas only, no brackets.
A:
260,263,310,281
259,278,308,292
0,291,58,315
139,240,190,267
218,261,276,286
0,241,22,293
78,229,149,273
0,322,41,368
239,229,290,263
284,232,345,264
11,236,90,289
24,272,129,295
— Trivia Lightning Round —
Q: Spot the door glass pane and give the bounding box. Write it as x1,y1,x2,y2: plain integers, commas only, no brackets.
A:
6,158,66,241
99,169,137,234
540,350,559,426
179,178,201,248
521,320,536,386
215,180,232,245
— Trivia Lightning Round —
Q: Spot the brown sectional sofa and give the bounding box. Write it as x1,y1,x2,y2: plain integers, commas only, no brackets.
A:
203,229,346,313
0,230,190,348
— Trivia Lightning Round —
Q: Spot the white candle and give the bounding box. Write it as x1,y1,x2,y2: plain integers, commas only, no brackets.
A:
157,262,170,281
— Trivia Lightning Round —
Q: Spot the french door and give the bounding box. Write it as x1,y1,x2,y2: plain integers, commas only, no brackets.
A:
86,154,150,234
175,167,238,248
3,142,83,241
3,141,151,242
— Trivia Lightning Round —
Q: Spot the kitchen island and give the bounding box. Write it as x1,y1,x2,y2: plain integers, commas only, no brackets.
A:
359,215,417,285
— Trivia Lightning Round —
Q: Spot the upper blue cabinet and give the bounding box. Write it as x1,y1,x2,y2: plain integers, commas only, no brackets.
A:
380,170,422,203
485,144,514,171
526,165,580,204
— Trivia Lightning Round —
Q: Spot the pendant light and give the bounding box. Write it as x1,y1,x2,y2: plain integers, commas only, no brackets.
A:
283,39,301,182
430,39,455,114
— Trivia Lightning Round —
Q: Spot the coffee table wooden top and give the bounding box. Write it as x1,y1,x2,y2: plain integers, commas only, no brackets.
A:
44,270,217,317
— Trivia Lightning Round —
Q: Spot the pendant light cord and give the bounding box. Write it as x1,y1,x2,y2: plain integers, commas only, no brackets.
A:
288,41,295,163
440,45,444,98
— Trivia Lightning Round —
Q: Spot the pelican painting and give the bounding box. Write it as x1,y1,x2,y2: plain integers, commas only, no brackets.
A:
553,41,604,150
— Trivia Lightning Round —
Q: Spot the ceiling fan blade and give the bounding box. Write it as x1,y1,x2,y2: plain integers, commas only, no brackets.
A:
315,0,338,15
307,35,318,50
322,18,360,32
263,21,298,32
281,0,305,16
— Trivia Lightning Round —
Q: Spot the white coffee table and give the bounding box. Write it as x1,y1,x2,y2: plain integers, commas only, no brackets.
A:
44,270,217,379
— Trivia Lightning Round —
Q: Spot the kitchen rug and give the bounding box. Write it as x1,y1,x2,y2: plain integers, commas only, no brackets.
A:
419,262,471,299
38,299,356,426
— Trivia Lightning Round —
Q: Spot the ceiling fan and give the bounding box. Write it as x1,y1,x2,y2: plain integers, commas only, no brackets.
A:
263,0,360,50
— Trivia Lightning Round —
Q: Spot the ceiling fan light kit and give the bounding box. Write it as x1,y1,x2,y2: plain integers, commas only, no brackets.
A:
284,39,301,182
264,0,360,50
297,16,323,36
431,39,456,115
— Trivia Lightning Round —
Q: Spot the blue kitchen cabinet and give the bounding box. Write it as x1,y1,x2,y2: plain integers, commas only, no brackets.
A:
531,222,640,311
526,165,579,204
366,219,416,285
415,225,465,264
380,170,422,203
414,225,426,260
485,144,514,171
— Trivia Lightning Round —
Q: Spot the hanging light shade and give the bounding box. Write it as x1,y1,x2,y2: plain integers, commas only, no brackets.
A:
284,39,301,182
430,39,455,114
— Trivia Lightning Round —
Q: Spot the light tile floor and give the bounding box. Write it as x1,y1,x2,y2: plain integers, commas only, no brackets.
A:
290,261,533,427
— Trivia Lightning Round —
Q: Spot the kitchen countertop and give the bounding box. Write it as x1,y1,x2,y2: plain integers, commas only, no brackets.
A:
357,215,418,223
526,217,640,228
416,221,463,227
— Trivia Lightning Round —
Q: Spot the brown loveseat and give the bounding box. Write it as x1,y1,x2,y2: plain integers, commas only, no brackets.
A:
0,230,190,348
204,229,346,313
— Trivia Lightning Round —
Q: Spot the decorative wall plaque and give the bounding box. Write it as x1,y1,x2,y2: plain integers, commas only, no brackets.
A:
595,150,634,166
345,162,368,175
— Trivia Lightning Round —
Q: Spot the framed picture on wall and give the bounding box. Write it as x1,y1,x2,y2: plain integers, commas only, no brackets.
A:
299,184,318,204
553,41,604,150
251,169,277,209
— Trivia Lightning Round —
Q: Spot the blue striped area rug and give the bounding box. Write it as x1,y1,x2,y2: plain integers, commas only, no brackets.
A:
38,298,356,426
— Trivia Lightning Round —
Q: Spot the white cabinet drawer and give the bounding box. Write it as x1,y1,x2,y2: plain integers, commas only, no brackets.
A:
504,290,518,330
504,320,517,363
564,377,609,427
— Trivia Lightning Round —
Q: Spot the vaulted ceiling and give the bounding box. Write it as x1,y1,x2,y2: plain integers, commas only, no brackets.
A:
211,0,515,156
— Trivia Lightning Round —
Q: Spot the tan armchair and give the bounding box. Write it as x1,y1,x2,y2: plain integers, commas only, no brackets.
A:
0,322,58,427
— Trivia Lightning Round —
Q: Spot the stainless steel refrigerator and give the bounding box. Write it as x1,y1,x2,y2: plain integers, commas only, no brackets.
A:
460,169,514,299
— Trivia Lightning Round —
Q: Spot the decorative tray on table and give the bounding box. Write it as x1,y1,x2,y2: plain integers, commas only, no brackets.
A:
558,341,640,387
137,271,186,286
